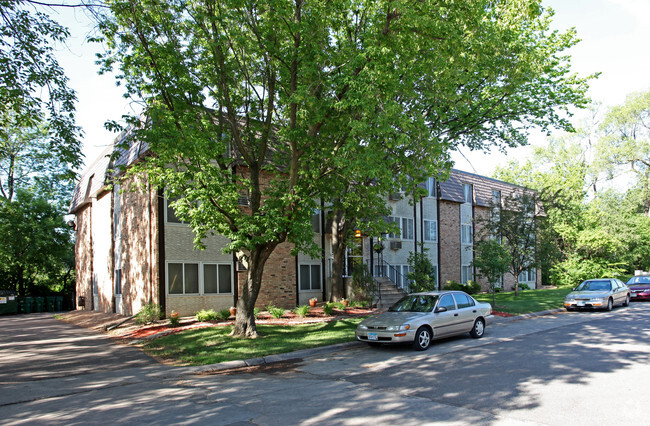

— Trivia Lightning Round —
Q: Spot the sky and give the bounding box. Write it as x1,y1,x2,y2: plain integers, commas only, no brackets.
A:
52,0,650,176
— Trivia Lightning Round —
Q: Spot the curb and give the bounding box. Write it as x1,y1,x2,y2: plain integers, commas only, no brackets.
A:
180,308,567,374
493,308,565,323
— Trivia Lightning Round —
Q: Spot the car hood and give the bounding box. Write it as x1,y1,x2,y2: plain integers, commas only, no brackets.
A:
360,311,426,327
628,284,650,290
567,290,611,298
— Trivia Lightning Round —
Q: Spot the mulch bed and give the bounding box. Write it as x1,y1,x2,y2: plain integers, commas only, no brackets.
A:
492,311,514,317
115,305,378,342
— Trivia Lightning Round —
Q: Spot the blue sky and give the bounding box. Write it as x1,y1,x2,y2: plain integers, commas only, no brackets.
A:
53,0,650,175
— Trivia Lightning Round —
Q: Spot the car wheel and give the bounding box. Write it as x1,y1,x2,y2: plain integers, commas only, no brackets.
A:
470,318,485,338
412,327,431,351
606,298,613,311
624,294,630,307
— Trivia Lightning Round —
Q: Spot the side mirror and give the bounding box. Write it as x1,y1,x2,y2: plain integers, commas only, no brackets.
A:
435,306,447,313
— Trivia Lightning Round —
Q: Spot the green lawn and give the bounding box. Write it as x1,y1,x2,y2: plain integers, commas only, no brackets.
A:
142,317,364,366
474,287,573,314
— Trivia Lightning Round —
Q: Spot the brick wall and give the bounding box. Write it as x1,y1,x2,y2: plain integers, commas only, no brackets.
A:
252,242,297,309
439,200,460,285
75,205,92,310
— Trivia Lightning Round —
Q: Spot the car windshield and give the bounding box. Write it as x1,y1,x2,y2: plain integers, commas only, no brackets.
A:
388,295,438,313
626,276,650,285
576,280,612,291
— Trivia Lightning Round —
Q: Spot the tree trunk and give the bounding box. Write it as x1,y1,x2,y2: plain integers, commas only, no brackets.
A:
231,244,275,338
330,209,346,301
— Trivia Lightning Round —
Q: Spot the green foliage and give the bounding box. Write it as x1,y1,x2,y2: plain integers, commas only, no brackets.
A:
443,280,481,295
0,190,74,296
136,303,163,325
334,301,346,310
323,303,335,316
217,309,232,321
195,309,218,322
473,239,512,303
293,305,310,318
96,0,591,336
0,2,81,178
253,307,261,318
267,305,285,319
406,245,437,293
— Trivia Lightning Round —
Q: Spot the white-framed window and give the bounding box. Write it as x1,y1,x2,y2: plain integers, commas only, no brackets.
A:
299,264,322,290
463,184,473,204
461,224,473,245
461,265,473,284
426,177,437,197
518,268,536,283
311,209,321,233
387,216,401,239
402,217,414,240
424,219,437,242
167,262,232,295
165,197,185,224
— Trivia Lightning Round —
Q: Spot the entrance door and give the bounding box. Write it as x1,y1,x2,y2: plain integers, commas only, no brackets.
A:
114,269,123,314
92,273,99,311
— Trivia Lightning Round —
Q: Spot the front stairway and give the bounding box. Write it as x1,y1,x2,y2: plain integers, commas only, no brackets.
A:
373,276,407,310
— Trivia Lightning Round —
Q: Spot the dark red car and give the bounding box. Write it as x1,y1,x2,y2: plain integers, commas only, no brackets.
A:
625,276,650,301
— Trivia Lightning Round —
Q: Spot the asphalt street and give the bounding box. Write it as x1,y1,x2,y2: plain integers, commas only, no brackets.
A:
1,304,649,425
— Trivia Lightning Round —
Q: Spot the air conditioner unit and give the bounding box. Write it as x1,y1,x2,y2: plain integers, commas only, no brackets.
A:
390,240,402,250
389,193,402,201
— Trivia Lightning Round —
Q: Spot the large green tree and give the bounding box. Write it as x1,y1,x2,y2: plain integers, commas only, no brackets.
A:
96,0,590,337
0,0,82,178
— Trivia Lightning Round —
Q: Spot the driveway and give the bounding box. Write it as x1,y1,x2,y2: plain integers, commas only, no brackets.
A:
0,312,156,385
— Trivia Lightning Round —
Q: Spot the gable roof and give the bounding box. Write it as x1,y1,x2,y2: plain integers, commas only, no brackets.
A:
440,169,532,207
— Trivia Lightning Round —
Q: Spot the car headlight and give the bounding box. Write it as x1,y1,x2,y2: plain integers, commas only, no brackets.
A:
358,324,368,330
386,324,410,331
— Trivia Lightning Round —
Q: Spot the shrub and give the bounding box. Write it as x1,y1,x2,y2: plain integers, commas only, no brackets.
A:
334,301,346,310
217,309,232,320
254,307,261,318
196,309,218,322
443,280,480,295
267,305,285,319
518,283,531,291
351,263,376,304
323,302,335,316
135,303,162,325
293,305,310,318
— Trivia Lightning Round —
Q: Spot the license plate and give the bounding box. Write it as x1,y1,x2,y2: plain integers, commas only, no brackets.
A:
368,332,378,341
632,292,638,296
577,302,585,307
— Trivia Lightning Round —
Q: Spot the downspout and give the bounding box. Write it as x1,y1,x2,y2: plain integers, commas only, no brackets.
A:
321,200,326,303
413,200,418,253
157,188,166,315
436,183,441,291
295,255,300,307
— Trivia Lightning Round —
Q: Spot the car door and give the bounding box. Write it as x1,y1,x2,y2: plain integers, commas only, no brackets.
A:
431,294,461,337
452,292,478,333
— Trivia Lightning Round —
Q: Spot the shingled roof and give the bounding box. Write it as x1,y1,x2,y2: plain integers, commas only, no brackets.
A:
440,169,531,208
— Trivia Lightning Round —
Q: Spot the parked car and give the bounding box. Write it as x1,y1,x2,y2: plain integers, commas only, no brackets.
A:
625,276,650,301
564,278,630,311
355,291,494,351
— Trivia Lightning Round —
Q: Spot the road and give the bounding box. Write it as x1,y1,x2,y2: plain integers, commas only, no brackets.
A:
1,304,649,425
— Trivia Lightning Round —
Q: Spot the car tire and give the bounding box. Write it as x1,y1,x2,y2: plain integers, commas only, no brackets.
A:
412,327,431,351
624,294,630,307
606,298,613,311
470,318,485,338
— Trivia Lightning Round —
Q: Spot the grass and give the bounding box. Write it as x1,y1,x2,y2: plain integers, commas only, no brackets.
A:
142,317,364,366
474,287,574,314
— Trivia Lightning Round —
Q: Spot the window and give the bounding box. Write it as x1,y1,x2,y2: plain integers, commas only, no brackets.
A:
402,217,414,240
463,184,473,204
387,216,401,239
299,264,322,291
311,209,321,233
166,197,184,224
453,292,475,309
401,265,413,289
438,294,456,311
424,219,437,242
518,268,536,283
461,224,473,245
461,265,473,284
203,264,233,294
168,262,232,295
426,177,437,197
492,190,501,207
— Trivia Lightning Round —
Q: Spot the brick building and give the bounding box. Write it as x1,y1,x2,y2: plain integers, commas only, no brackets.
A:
70,140,540,317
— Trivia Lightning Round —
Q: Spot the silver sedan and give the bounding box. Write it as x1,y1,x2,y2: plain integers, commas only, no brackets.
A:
355,291,494,351
564,278,631,311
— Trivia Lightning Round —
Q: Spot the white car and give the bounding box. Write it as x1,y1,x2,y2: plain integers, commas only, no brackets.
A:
564,278,630,311
355,291,494,351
